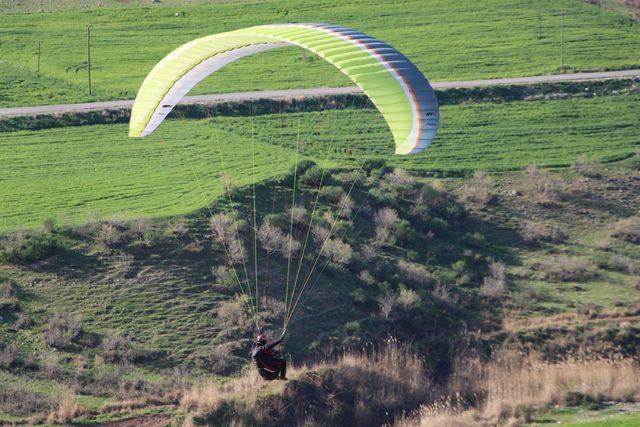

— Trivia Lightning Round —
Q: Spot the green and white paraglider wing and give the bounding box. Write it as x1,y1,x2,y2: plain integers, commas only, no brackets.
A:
129,24,439,154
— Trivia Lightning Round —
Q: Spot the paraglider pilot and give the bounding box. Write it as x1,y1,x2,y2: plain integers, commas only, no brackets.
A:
251,330,287,380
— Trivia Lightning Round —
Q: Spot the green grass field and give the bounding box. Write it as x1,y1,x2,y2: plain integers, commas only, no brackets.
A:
1,93,638,231
1,0,639,107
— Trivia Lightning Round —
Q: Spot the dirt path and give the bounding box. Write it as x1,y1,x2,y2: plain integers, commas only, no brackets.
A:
0,69,639,118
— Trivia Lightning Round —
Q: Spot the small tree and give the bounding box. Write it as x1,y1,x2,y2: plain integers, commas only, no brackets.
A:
377,291,397,320
481,260,506,298
462,170,493,206
44,313,82,349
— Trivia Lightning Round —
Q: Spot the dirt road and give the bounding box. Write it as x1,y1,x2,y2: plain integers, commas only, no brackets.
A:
0,69,638,118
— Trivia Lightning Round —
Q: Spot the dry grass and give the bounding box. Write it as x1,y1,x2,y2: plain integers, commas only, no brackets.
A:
611,216,640,243
396,351,640,427
47,393,78,425
182,340,430,426
461,170,494,206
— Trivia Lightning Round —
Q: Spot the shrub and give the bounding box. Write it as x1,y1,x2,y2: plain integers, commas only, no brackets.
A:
96,222,122,247
47,392,77,425
0,386,50,416
374,207,399,230
42,218,55,234
320,185,345,203
525,164,563,206
397,259,433,285
300,165,326,186
572,155,601,178
384,168,415,186
337,194,355,218
193,342,245,375
131,217,153,240
210,212,236,244
322,238,353,265
0,231,57,264
611,217,640,243
311,225,330,245
358,270,375,286
481,261,507,298
541,256,593,282
164,220,189,239
14,313,31,329
462,170,494,206
44,313,82,349
397,288,421,310
101,331,134,364
377,291,397,320
257,221,298,256
0,343,19,369
41,352,63,379
520,221,565,244
213,265,238,290
217,296,252,332
596,254,636,275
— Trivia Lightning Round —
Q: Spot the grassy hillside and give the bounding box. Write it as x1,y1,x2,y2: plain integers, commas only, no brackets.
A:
1,0,639,107
1,93,638,231
1,155,639,424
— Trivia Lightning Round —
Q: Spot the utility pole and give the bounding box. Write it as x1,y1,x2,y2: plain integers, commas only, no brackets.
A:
87,25,93,96
560,12,565,71
36,41,41,75
536,0,542,39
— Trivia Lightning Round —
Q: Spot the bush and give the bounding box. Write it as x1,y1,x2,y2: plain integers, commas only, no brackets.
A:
96,222,123,247
397,288,421,310
336,194,355,218
41,352,63,379
164,220,189,239
525,164,563,206
44,313,82,349
384,168,415,186
596,254,636,275
377,291,397,320
0,386,50,416
0,231,57,264
217,296,252,333
397,260,433,285
131,217,153,240
520,221,565,244
358,270,375,286
462,170,494,206
257,221,298,256
541,256,593,282
481,260,507,298
213,265,238,290
572,155,601,178
300,165,327,186
0,343,19,369
374,207,399,229
101,331,134,364
611,217,640,243
210,212,236,244
320,185,345,203
322,238,353,265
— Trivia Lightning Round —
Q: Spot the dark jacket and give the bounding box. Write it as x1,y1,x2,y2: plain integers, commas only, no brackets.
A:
251,336,284,368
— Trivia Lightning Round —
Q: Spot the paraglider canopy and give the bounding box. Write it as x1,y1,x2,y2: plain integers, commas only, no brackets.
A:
129,23,439,154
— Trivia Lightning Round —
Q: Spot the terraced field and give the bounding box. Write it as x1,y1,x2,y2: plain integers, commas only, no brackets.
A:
1,0,639,106
1,93,638,231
